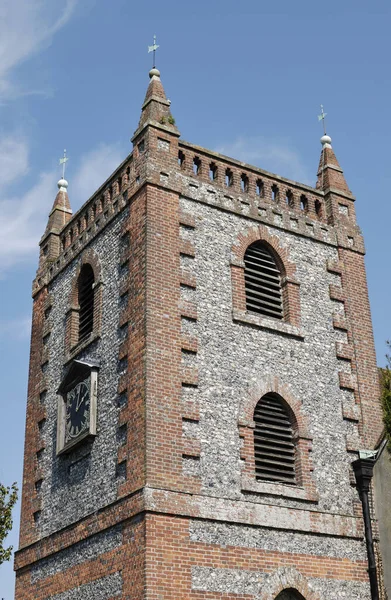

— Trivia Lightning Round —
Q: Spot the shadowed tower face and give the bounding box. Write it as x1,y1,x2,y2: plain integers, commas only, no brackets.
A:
15,65,383,600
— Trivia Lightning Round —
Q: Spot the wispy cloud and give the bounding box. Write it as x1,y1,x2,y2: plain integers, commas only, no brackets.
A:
0,316,32,340
0,141,125,276
0,137,29,187
215,137,313,186
72,143,125,207
0,0,78,99
0,168,54,274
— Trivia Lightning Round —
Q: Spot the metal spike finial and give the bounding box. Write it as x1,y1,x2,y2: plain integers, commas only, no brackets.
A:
59,149,69,180
148,35,159,68
318,105,327,135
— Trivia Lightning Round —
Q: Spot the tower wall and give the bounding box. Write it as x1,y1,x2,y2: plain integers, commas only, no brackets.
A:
15,74,383,600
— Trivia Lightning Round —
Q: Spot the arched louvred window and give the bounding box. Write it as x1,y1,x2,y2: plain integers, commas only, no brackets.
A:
244,241,283,319
254,393,296,484
78,264,95,341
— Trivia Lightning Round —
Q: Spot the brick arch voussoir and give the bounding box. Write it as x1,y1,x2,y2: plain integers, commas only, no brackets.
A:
239,375,310,439
257,567,322,600
70,248,102,305
231,224,297,280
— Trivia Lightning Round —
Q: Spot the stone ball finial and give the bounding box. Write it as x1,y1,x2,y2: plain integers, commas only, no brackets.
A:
320,134,332,148
57,178,69,191
149,67,160,79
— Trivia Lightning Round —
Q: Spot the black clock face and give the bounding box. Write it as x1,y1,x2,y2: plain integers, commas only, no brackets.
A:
65,379,90,442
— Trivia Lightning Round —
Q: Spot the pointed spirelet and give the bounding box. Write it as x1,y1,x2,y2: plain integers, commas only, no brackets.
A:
45,177,73,235
316,134,351,194
133,67,180,140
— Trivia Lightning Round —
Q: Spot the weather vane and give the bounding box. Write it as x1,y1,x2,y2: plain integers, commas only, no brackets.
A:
59,149,69,179
148,35,159,68
318,105,327,135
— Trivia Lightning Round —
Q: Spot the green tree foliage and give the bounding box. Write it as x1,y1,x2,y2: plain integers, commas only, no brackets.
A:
381,341,391,452
0,482,18,565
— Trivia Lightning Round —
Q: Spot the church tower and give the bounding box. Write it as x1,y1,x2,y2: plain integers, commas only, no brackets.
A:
15,66,383,600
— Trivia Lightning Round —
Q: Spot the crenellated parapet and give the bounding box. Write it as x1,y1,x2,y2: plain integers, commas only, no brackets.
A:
33,153,135,296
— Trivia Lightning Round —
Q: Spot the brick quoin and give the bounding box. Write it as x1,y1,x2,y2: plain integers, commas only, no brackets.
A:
15,67,384,599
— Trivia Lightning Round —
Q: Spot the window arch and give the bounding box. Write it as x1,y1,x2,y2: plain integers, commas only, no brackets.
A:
78,264,95,341
254,393,297,484
244,241,283,320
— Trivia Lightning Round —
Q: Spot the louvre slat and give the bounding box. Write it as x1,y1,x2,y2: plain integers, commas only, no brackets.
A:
256,417,291,428
246,295,282,310
246,253,278,266
256,402,286,412
245,261,281,277
254,445,294,456
257,464,295,476
246,295,282,309
246,247,276,261
255,408,290,420
254,393,296,484
245,278,282,294
256,473,295,483
245,273,281,288
254,455,295,469
254,437,294,449
254,440,294,449
246,283,282,297
246,302,283,318
245,289,282,306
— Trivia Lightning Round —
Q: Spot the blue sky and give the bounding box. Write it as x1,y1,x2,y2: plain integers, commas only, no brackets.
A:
0,0,390,596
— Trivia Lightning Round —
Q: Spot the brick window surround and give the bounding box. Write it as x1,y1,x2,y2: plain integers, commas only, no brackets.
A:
231,225,302,336
259,567,322,600
239,376,318,502
65,249,103,357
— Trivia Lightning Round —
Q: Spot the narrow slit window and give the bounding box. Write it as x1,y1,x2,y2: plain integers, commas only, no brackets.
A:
241,173,249,193
256,179,264,197
271,184,279,202
225,168,233,187
300,195,308,212
178,150,185,168
209,163,217,181
78,264,95,342
254,393,296,484
286,190,294,207
193,157,201,175
315,199,322,217
244,241,283,320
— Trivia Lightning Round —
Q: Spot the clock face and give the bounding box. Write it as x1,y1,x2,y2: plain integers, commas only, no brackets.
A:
65,379,90,443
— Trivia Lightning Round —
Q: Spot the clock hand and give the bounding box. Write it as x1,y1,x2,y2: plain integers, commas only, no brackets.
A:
76,387,82,412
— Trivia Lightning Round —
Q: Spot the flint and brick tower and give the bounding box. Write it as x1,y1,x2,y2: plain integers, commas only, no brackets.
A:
15,69,383,600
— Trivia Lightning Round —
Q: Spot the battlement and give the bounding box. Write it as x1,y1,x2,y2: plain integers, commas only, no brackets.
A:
34,152,135,295
34,132,365,297
178,140,326,221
